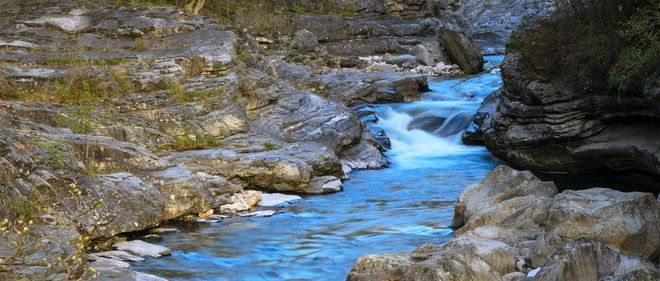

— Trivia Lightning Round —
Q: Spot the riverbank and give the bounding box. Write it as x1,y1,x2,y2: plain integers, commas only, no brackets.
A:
0,0,487,279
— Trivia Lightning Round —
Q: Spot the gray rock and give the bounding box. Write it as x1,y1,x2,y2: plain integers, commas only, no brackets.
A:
452,165,557,244
348,237,515,281
291,29,319,52
0,224,81,281
534,240,621,281
90,250,145,262
601,268,660,281
534,188,660,264
307,176,343,194
114,240,171,258
73,173,164,239
257,193,302,207
482,53,660,184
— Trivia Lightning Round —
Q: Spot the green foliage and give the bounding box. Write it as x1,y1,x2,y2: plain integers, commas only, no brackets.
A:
6,201,37,222
53,74,111,105
37,141,67,170
172,132,218,151
264,142,277,151
509,0,657,95
56,106,95,134
133,37,150,51
608,5,660,92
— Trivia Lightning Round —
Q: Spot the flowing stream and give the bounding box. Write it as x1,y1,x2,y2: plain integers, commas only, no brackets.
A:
135,56,504,281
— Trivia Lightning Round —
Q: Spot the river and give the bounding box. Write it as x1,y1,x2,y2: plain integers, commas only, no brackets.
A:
134,56,504,281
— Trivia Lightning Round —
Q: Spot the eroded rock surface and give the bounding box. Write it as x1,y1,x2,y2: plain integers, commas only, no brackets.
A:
473,52,660,189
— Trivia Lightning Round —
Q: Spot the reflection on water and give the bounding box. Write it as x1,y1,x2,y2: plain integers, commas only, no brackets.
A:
134,56,503,281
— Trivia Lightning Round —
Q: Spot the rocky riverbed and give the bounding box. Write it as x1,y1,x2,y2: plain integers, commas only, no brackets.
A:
1,0,658,280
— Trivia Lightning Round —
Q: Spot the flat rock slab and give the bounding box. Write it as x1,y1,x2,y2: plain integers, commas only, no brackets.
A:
90,250,145,262
257,193,302,207
88,257,130,270
114,240,171,258
148,227,178,234
241,210,277,217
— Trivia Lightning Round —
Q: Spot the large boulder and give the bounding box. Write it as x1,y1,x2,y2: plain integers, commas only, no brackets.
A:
452,165,557,244
533,240,622,281
72,173,164,239
348,238,516,281
167,141,343,194
534,188,660,264
251,92,362,153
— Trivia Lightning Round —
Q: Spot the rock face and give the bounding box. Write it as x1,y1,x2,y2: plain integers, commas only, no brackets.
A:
471,51,660,190
349,165,660,280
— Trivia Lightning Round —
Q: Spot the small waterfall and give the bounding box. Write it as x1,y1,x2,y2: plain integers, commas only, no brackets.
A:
369,55,504,168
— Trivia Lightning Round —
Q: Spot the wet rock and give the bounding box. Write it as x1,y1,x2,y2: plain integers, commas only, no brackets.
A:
306,176,343,194
461,89,500,145
148,228,178,234
89,257,131,269
168,142,342,194
314,71,428,105
257,193,302,207
241,210,277,217
95,268,169,281
437,27,484,74
340,130,389,174
114,240,171,258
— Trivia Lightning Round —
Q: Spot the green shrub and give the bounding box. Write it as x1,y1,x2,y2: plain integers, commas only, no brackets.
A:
55,106,95,134
172,133,218,151
264,142,277,150
37,140,68,170
509,0,658,95
6,201,37,222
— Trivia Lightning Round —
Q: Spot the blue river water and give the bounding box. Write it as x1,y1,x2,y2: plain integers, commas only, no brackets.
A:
134,56,504,281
